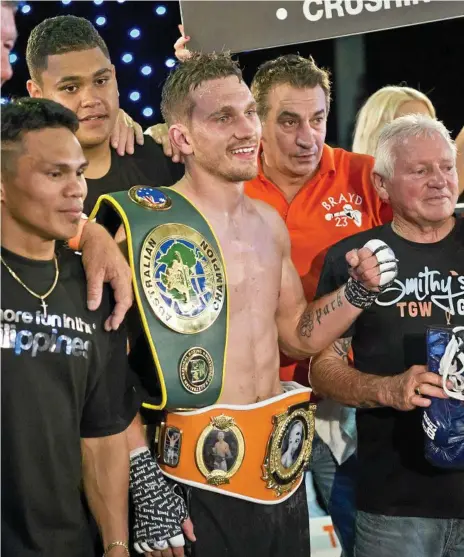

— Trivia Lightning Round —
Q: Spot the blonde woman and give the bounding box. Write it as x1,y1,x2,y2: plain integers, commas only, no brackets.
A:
353,85,464,196
353,86,435,156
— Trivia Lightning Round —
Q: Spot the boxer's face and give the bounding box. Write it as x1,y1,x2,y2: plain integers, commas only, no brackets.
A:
261,84,327,180
1,128,88,241
27,48,119,150
187,76,261,182
1,2,17,85
382,134,458,225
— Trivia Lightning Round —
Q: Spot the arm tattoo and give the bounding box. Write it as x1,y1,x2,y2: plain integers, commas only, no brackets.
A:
299,309,315,338
299,291,343,339
315,291,344,325
332,337,352,362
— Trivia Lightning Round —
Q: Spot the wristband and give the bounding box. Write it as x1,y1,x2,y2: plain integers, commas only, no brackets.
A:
67,214,89,252
344,277,379,309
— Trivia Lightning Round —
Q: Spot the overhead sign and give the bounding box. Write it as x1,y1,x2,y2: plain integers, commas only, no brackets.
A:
180,0,464,54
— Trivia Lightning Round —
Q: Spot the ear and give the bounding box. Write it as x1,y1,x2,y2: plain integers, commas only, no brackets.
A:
169,124,194,157
26,79,43,98
0,176,8,204
372,171,390,204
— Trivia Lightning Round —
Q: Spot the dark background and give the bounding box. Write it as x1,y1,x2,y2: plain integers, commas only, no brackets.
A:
3,1,462,146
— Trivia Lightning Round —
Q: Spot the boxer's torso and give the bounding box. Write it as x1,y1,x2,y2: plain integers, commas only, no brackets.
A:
173,185,285,405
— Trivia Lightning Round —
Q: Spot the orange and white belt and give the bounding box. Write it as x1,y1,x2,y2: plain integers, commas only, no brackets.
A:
157,383,316,504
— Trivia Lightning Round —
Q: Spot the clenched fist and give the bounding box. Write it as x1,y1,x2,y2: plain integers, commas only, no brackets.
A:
343,239,398,310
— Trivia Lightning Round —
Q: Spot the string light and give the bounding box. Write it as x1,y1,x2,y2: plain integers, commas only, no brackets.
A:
121,53,133,64
165,58,176,69
141,65,152,76
95,16,106,26
129,28,141,39
21,4,31,14
129,91,141,102
155,5,167,16
142,107,154,118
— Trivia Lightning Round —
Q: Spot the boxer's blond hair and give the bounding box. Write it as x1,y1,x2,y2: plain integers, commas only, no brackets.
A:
353,86,436,157
251,55,331,120
161,51,243,126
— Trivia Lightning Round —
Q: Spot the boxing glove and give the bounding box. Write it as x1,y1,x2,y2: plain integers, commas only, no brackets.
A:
423,397,464,469
423,326,464,469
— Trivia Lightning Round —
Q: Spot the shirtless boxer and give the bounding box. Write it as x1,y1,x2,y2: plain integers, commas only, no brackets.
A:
101,52,398,557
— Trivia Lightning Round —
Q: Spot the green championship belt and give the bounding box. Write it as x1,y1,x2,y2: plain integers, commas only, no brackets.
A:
90,186,228,411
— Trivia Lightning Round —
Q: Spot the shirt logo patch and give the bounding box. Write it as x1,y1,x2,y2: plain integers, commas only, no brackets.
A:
322,193,364,228
377,267,464,319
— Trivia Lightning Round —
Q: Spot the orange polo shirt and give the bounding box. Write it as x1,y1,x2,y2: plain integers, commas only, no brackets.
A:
245,144,393,382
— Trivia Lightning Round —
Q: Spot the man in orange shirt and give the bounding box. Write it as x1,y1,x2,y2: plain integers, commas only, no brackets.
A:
246,54,391,354
244,54,392,557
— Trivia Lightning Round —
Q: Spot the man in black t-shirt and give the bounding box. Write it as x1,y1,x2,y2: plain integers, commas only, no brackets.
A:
312,114,464,557
3,1,140,363
25,16,183,219
1,98,138,557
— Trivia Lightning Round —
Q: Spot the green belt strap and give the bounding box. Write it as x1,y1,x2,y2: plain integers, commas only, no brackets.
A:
90,186,228,411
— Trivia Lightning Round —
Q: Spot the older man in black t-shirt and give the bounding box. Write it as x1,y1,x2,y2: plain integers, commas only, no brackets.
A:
312,115,464,557
1,98,138,557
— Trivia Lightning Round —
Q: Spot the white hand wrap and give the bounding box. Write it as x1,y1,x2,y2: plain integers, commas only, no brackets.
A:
363,239,398,287
130,447,188,554
345,239,398,309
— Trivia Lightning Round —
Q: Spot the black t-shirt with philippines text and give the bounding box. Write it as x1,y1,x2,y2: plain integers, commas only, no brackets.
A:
84,137,184,229
1,248,139,557
316,220,464,518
